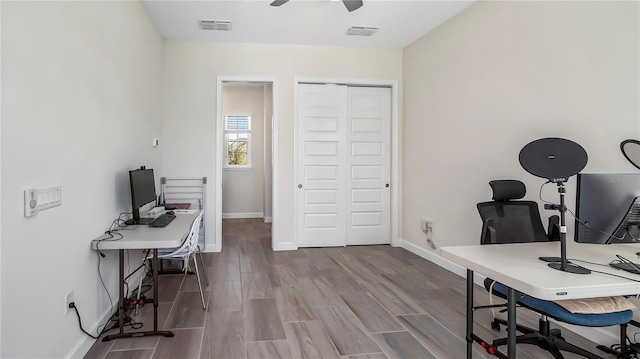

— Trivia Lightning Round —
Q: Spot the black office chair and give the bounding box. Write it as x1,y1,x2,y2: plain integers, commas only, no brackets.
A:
477,180,633,359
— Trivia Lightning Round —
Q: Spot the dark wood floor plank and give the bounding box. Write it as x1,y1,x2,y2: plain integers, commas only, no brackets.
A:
83,339,114,359
397,314,495,359
246,340,293,359
157,275,184,302
104,350,154,359
314,306,381,356
339,292,404,333
313,268,366,294
370,331,437,359
358,279,426,316
201,311,245,359
152,328,202,359
163,291,208,329
211,258,241,282
298,277,345,307
209,280,242,313
243,298,287,341
284,321,341,359
340,354,388,359
382,269,438,300
242,271,275,299
274,285,315,322
110,336,159,351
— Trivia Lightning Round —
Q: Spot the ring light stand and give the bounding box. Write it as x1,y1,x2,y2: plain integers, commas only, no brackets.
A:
519,138,591,275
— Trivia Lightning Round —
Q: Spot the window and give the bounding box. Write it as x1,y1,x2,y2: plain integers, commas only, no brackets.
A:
225,115,251,167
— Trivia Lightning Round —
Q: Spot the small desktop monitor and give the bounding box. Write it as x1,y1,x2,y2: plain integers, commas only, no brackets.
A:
129,168,157,224
575,173,640,244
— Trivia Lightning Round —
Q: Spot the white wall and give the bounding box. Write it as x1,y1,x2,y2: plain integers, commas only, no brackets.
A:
222,85,265,216
1,2,163,357
160,43,402,248
402,0,639,252
264,84,273,221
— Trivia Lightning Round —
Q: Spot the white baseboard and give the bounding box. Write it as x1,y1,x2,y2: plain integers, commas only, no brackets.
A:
264,216,272,223
222,212,264,219
273,242,297,251
203,242,219,253
65,300,117,359
400,238,486,286
399,237,620,347
65,268,147,358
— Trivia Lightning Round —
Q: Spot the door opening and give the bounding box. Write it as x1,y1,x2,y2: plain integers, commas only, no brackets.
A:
216,78,277,252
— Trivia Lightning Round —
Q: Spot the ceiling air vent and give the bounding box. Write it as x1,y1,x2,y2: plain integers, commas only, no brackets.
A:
346,25,380,36
198,19,232,31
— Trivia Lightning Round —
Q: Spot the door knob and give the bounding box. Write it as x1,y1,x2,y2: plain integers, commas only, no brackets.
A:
298,184,303,188
385,183,390,188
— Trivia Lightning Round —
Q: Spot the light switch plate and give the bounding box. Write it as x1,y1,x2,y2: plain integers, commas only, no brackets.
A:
24,189,38,217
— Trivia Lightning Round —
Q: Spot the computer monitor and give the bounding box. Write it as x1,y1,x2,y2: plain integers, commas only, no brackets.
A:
575,173,640,244
129,168,157,224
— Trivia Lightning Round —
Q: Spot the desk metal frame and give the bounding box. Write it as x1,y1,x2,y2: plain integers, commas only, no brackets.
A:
91,212,201,341
442,242,640,359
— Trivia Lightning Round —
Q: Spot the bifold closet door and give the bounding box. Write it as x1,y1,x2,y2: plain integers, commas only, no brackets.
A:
346,87,391,245
297,84,348,247
297,84,391,247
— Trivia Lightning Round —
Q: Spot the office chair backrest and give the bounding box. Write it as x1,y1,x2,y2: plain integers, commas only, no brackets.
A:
477,180,550,244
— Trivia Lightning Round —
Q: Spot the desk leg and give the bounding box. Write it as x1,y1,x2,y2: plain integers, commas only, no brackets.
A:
153,249,159,331
102,249,174,341
466,269,474,359
507,287,516,358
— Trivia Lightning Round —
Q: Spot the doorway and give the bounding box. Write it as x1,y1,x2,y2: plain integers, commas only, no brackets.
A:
215,77,278,252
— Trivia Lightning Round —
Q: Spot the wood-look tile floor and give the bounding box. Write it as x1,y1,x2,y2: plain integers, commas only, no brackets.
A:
85,219,617,359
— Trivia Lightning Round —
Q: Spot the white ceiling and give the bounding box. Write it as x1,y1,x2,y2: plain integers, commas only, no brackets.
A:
141,0,474,49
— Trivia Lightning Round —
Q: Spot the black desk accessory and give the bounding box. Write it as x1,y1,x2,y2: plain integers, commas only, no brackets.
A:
621,139,640,171
519,137,590,274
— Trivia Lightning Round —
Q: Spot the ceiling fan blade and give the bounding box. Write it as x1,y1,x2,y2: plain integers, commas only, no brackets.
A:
270,0,290,7
343,0,363,12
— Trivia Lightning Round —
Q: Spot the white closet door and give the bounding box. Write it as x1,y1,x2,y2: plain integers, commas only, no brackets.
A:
297,84,348,247
346,87,391,245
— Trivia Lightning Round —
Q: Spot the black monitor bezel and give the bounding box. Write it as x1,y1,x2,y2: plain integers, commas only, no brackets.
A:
129,168,157,223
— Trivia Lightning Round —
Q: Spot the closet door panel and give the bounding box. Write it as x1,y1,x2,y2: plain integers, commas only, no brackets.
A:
297,84,348,247
346,87,391,245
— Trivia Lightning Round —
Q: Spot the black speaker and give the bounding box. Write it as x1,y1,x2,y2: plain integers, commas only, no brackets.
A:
519,138,587,183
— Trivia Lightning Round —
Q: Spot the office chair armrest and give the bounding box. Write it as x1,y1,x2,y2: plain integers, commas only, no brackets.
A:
481,218,497,244
547,215,560,241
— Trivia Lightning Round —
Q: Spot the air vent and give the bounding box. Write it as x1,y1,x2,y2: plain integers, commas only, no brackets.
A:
346,25,380,36
198,19,232,31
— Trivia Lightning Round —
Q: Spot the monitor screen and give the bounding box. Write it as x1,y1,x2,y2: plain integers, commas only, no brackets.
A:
129,168,157,222
575,173,640,244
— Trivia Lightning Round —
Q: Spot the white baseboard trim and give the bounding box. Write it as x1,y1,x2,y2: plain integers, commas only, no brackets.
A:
400,238,486,286
203,242,219,253
65,299,117,359
273,242,297,251
264,216,272,223
399,237,621,347
222,212,264,219
65,268,148,358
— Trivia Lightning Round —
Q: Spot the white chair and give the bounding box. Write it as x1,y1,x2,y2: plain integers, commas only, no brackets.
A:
136,213,207,311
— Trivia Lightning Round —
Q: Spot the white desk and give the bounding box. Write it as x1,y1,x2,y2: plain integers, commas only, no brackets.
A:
91,211,201,341
442,242,640,358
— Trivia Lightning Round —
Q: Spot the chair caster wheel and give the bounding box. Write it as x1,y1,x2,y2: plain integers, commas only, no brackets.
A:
491,321,501,331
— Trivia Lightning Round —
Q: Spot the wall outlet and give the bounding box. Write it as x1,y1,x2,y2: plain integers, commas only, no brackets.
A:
421,218,433,231
65,291,74,314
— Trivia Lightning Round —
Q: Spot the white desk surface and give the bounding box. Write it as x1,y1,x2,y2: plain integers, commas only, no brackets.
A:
441,241,640,301
91,212,200,251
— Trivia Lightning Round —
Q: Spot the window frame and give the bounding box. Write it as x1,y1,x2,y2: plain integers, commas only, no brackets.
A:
224,115,252,169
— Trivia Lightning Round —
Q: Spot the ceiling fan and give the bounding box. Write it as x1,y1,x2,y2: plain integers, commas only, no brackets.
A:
270,0,363,12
